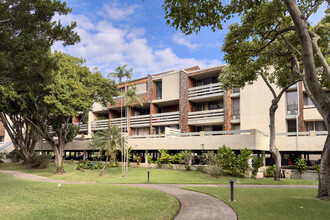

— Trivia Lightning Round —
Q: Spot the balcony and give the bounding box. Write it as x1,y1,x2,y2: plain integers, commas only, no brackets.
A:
91,119,109,131
72,123,88,132
109,117,127,128
130,115,150,128
188,109,224,125
188,83,223,102
152,111,179,126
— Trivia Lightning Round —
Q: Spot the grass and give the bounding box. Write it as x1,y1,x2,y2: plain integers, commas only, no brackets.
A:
183,187,330,220
0,172,179,220
0,162,318,185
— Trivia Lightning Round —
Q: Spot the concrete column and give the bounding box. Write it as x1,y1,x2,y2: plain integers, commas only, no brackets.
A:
261,151,266,166
145,150,149,164
83,150,86,161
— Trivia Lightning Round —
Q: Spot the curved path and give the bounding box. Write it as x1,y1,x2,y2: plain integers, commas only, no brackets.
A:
0,170,237,220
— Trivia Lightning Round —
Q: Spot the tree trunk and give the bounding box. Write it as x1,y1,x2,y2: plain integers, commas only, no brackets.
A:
269,102,282,181
318,134,330,198
53,139,65,174
284,0,330,197
100,155,109,176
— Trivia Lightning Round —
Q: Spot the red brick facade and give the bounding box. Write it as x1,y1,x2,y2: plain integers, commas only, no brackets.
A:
0,122,5,136
223,89,232,131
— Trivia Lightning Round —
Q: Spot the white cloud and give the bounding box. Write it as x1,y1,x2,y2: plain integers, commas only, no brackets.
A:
52,5,221,79
99,1,140,21
172,33,200,49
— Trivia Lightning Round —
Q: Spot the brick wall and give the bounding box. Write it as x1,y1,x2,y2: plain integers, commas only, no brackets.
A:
179,70,189,133
150,103,158,134
223,89,232,131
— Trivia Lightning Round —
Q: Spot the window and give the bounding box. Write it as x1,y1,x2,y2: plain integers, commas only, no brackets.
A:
209,101,222,110
232,88,240,93
212,125,222,131
287,120,297,132
195,103,203,111
305,121,314,131
315,121,326,131
155,81,162,99
304,94,314,106
232,124,241,130
158,107,163,113
286,91,298,114
0,136,4,143
232,98,240,118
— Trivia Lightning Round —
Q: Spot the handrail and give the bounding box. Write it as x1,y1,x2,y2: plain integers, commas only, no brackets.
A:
188,82,222,91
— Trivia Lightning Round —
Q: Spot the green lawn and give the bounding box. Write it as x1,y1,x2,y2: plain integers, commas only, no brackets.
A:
0,162,318,185
183,187,330,220
0,173,179,220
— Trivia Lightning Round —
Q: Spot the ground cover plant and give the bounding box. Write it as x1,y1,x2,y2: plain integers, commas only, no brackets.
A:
0,173,179,220
184,187,330,220
0,162,318,185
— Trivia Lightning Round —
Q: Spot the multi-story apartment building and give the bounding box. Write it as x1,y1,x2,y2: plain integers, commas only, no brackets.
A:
4,64,327,164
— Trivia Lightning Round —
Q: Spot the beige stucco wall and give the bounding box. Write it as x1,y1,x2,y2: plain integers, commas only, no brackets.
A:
92,102,108,112
240,77,287,133
153,72,179,102
304,107,323,121
276,135,326,151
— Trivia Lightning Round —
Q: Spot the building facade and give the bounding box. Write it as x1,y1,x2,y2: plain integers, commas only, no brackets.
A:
30,65,327,162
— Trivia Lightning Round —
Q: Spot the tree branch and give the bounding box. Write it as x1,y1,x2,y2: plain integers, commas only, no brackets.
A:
259,70,277,99
308,30,330,82
305,0,324,21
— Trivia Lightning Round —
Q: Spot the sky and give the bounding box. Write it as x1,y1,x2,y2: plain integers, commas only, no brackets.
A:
52,0,328,79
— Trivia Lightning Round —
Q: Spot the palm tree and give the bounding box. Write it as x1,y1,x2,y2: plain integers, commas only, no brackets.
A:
91,125,122,176
108,65,132,177
123,85,144,176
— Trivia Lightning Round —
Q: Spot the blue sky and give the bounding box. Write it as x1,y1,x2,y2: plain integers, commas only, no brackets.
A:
53,0,327,79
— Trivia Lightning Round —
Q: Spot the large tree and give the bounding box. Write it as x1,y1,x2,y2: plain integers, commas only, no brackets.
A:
163,0,330,197
0,0,79,164
26,51,117,174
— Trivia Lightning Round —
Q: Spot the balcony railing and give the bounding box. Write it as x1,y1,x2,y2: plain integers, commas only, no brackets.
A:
188,82,223,101
72,123,88,132
91,119,109,131
130,115,150,127
152,111,179,126
188,109,224,124
109,117,127,128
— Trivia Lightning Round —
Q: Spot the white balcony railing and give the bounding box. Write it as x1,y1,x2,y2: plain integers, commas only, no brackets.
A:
91,119,109,131
72,123,88,132
152,111,179,126
130,114,150,127
188,109,224,125
188,82,223,100
109,117,127,128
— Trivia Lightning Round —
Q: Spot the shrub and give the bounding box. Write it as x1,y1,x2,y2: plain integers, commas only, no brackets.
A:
217,145,237,176
7,150,22,162
251,156,264,178
236,148,253,176
199,151,218,166
206,165,223,177
30,154,52,168
315,164,320,174
295,158,307,179
265,165,276,177
146,153,153,164
181,150,193,170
